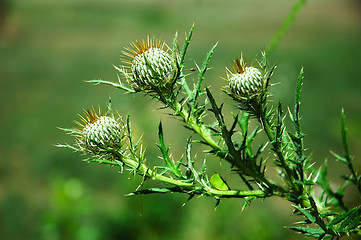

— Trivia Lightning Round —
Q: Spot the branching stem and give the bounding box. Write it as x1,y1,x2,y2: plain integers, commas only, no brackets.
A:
260,110,308,205
97,150,266,198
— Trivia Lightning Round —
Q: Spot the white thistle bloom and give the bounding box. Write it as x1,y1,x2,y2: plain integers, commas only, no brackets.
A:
227,58,264,100
77,108,123,152
122,36,175,89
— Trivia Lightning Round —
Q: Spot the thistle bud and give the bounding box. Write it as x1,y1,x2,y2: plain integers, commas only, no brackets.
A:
227,58,264,101
77,108,123,153
122,36,175,90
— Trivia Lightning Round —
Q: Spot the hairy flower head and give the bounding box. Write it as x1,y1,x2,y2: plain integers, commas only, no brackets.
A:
122,36,175,90
76,108,124,153
227,57,264,101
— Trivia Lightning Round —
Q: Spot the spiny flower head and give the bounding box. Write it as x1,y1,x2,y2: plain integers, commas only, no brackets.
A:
76,108,124,154
122,36,176,90
227,57,264,101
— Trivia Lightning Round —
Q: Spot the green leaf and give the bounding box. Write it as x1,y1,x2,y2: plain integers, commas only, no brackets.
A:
337,206,361,231
246,125,260,149
57,127,82,135
237,111,250,137
345,209,361,231
55,143,81,152
330,151,348,164
328,208,356,226
295,67,303,108
303,180,315,186
290,226,325,237
192,42,218,103
172,31,180,55
157,122,183,178
87,78,136,93
175,24,195,96
210,173,229,191
315,160,328,188
294,205,316,223
180,23,194,64
127,188,173,196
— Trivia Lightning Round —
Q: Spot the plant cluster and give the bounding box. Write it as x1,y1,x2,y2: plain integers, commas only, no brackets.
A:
59,25,361,239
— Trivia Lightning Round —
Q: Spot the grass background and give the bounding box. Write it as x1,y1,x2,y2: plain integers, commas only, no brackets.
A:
0,0,361,239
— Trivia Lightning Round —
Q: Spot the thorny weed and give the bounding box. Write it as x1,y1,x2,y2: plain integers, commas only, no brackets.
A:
59,6,361,239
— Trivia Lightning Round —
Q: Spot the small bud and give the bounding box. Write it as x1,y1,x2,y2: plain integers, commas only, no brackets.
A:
227,58,264,101
122,36,175,90
77,108,123,154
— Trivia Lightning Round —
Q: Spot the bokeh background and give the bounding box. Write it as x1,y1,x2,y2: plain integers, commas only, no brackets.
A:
1,0,361,239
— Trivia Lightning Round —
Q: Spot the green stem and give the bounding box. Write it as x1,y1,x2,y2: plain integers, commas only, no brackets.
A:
96,150,266,199
341,109,361,194
208,188,266,198
308,197,337,237
174,101,222,151
261,113,294,182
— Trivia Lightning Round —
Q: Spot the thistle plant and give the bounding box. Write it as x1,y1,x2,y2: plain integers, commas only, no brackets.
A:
59,25,361,239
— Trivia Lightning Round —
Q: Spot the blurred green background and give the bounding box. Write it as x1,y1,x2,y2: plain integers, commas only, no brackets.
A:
1,0,361,239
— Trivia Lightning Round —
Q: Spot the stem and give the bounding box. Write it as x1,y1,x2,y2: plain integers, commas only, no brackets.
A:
174,101,222,151
261,112,295,184
308,197,337,237
348,162,361,194
96,150,266,199
260,110,307,205
341,109,361,194
208,188,266,198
